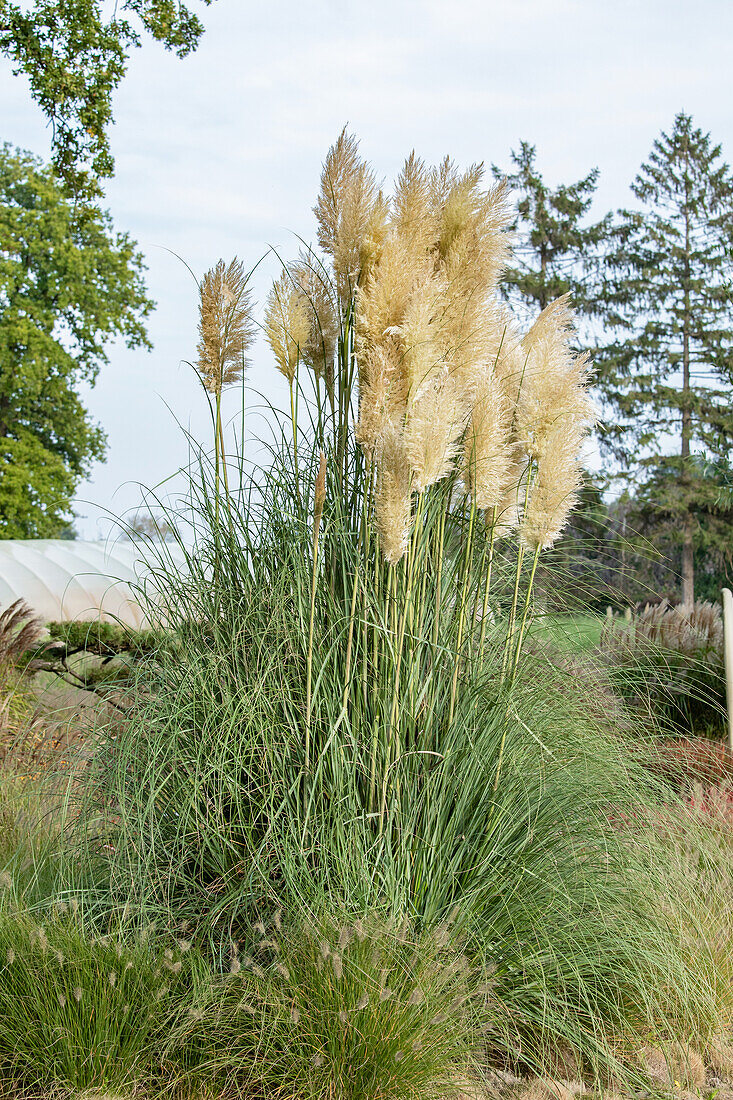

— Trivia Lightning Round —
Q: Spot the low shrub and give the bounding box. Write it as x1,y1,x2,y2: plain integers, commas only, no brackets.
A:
601,600,726,737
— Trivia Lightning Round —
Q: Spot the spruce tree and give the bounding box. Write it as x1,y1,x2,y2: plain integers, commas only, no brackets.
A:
493,142,609,317
596,113,733,604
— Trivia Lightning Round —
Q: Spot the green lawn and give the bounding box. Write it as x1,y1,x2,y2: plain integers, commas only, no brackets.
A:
531,613,607,651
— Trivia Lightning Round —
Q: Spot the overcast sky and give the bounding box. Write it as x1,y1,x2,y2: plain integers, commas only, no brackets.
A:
3,0,733,537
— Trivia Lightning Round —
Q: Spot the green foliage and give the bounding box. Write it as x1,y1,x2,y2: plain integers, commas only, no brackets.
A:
170,914,485,1098
595,113,733,601
0,144,153,536
628,456,733,603
64,441,725,1082
0,907,197,1093
44,619,159,657
601,600,726,738
493,141,609,316
0,0,215,193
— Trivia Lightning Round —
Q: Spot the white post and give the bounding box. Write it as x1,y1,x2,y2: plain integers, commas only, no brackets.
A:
723,588,733,753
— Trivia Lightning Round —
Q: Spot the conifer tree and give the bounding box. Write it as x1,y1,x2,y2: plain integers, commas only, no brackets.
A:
493,142,609,317
596,113,733,604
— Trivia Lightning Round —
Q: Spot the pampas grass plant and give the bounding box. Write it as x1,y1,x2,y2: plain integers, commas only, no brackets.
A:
11,131,729,1098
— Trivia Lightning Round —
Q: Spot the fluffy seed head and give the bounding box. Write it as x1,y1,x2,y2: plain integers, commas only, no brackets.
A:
290,256,338,385
464,360,516,509
405,372,471,493
515,297,595,461
196,257,255,395
374,422,412,564
520,428,584,551
264,270,311,384
315,128,388,300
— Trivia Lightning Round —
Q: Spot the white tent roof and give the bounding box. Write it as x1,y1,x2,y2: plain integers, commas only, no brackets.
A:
0,539,175,628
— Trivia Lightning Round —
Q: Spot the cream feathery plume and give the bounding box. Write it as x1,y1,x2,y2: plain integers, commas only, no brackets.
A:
374,420,412,565
464,365,514,510
432,170,512,392
492,446,529,539
356,230,428,362
313,127,388,302
196,258,255,394
264,270,311,384
356,343,406,462
314,127,362,257
405,372,470,493
437,163,485,257
515,296,595,461
290,253,338,385
392,152,436,252
398,269,447,401
520,427,584,551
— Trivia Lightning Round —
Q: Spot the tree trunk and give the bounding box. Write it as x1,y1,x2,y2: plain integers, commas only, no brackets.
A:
682,521,695,606
680,150,694,606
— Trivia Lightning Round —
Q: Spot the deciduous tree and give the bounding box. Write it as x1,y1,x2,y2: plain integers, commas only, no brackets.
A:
0,144,153,536
0,0,214,193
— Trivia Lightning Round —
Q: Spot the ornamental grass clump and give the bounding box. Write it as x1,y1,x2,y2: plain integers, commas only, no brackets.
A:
55,130,729,1094
0,908,199,1093
602,600,726,735
167,912,488,1098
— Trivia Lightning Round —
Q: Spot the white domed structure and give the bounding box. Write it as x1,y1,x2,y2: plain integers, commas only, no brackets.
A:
0,540,172,627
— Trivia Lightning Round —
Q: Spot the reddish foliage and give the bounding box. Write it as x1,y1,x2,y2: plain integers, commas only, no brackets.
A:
651,738,733,791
